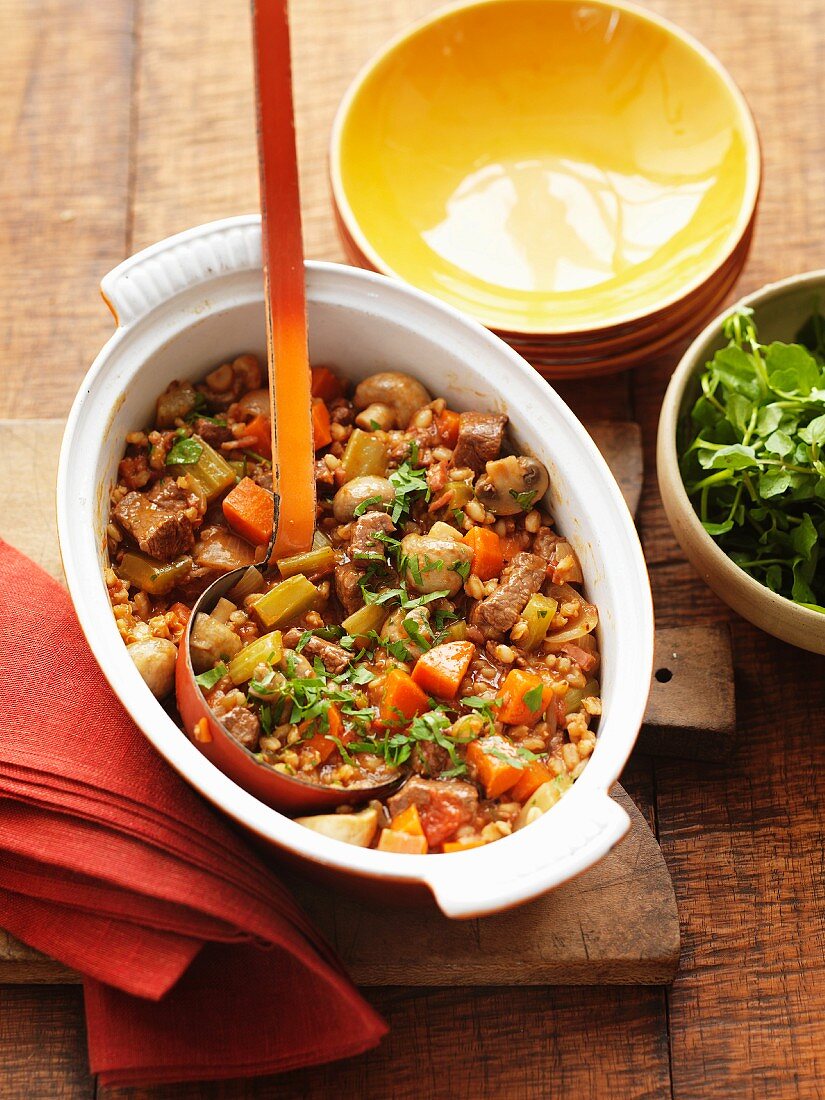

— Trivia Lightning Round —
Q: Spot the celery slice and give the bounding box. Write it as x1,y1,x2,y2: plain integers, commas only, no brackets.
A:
340,429,388,482
181,435,236,503
277,545,335,579
228,630,283,686
117,551,192,596
520,594,558,651
341,602,388,644
250,575,319,630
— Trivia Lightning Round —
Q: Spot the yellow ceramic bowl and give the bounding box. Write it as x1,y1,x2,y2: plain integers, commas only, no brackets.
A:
331,0,760,337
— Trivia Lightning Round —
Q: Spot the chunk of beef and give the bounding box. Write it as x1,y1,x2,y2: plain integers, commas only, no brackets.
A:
328,398,354,426
221,705,261,751
146,477,198,514
351,511,395,565
192,418,233,448
411,742,451,778
114,491,194,561
252,468,274,492
470,552,546,636
335,561,363,617
388,775,479,847
450,412,507,474
282,629,351,675
531,527,583,584
118,452,152,491
314,457,335,487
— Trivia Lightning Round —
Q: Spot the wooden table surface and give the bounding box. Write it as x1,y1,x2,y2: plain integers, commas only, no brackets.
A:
2,0,824,1096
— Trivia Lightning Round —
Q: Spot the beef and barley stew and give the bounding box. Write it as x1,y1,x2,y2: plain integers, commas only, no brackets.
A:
107,355,601,853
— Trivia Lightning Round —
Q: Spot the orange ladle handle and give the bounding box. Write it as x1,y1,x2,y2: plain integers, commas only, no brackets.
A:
252,0,315,558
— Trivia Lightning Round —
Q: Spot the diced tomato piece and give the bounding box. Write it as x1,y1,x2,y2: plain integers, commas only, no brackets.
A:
417,796,467,848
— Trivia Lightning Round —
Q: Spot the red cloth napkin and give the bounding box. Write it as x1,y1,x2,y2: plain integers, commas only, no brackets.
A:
0,540,387,1087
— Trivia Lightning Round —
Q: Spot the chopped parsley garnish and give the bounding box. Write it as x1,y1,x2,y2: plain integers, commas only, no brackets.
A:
194,662,228,689
353,494,385,518
166,432,203,465
348,707,470,773
402,615,431,652
388,457,430,522
522,683,546,712
509,488,537,511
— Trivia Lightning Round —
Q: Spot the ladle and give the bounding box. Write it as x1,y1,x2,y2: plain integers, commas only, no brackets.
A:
176,0,404,814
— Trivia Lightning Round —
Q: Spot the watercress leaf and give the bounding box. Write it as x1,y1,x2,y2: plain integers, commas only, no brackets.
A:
763,430,794,457
800,413,825,447
702,519,734,536
710,346,762,400
699,443,759,471
758,469,792,498
764,564,783,592
765,342,820,395
755,403,784,435
791,513,818,559
726,393,753,434
691,395,721,429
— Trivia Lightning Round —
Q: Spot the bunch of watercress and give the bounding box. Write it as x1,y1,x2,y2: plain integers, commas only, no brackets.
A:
679,306,825,612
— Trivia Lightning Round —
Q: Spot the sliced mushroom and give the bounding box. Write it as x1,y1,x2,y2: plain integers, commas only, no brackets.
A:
353,371,431,430
332,475,395,523
400,532,473,596
474,455,549,516
128,637,178,698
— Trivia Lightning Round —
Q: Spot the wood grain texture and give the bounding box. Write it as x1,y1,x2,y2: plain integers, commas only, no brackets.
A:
1,0,823,1094
0,986,93,1099
0,786,679,988
0,0,134,421
641,624,736,760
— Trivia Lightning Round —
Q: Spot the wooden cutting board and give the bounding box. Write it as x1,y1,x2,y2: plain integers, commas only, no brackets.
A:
0,418,680,985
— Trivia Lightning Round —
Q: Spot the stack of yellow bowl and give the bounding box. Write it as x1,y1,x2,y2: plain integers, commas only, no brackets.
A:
330,0,761,378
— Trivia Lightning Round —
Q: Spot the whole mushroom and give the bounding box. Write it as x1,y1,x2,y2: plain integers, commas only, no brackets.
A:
380,606,433,661
475,455,549,516
332,475,395,523
353,371,431,430
400,532,473,596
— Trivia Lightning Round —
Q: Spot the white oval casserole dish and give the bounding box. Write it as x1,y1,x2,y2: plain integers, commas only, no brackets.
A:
57,215,653,918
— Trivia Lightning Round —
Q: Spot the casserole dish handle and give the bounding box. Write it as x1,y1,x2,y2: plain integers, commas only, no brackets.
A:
424,790,630,919
99,217,261,329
